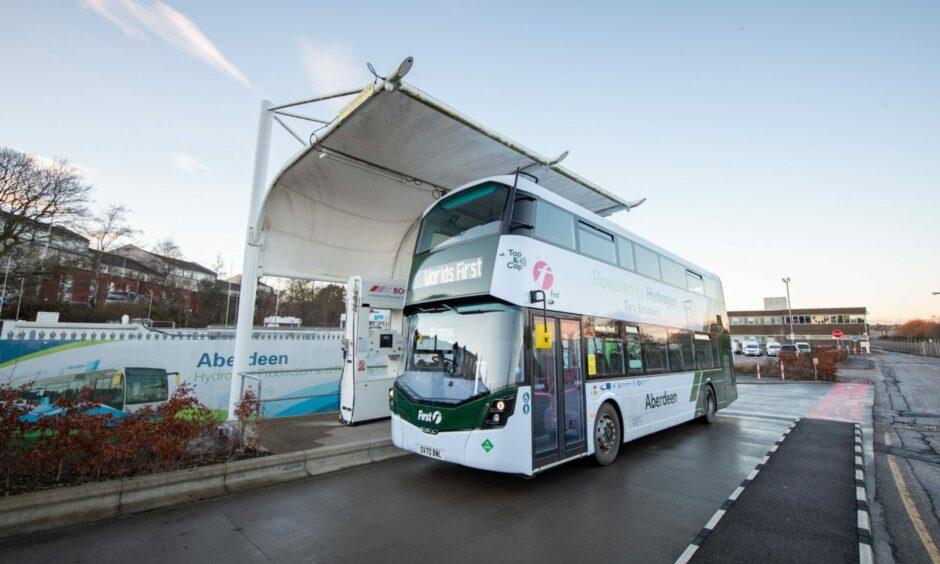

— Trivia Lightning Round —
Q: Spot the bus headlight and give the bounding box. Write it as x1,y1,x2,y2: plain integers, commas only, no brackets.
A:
483,396,516,428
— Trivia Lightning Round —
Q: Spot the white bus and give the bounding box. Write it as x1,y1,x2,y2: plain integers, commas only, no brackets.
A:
390,174,736,476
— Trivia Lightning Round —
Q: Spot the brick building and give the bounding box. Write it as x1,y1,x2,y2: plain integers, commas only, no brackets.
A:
3,219,215,313
728,306,869,350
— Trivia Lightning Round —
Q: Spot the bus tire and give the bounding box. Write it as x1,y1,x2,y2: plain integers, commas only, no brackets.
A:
701,385,717,424
593,402,621,466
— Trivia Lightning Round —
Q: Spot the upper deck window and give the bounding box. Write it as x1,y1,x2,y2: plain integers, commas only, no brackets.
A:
617,237,635,270
661,257,686,288
635,245,661,281
578,222,616,263
686,271,705,295
415,183,509,254
534,201,576,249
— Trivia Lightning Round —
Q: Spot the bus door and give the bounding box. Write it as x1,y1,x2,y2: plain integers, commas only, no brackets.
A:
531,314,587,467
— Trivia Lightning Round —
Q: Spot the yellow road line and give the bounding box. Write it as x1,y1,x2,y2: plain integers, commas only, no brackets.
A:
886,448,940,563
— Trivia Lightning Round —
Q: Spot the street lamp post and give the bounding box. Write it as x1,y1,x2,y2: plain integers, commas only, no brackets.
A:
0,238,16,319
782,277,795,343
147,290,154,320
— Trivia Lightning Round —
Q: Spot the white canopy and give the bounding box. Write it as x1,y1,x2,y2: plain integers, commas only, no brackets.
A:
228,59,645,419
257,67,641,283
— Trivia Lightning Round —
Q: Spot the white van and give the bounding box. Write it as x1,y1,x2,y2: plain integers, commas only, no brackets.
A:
743,341,762,357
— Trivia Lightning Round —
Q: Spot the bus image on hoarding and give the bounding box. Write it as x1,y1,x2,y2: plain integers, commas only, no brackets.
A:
389,175,736,476
22,367,177,421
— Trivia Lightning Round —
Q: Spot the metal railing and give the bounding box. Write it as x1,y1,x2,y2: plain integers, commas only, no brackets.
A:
872,338,940,358
238,367,343,404
1,322,343,342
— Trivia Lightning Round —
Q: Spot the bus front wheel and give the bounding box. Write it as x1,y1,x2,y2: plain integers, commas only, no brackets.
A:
593,402,621,466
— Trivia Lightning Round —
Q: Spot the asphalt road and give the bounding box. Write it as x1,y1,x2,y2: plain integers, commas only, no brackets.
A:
2,384,835,564
870,350,940,564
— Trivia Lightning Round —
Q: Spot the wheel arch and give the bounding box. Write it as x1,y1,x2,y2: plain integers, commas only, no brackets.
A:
601,398,625,442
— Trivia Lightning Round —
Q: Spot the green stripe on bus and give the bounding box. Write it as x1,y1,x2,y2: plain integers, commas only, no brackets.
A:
689,372,702,402
0,340,114,370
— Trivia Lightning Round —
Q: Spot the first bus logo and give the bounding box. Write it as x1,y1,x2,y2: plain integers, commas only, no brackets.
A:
533,261,554,290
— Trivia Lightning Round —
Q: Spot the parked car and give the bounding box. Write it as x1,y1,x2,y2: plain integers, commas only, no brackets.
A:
766,343,782,357
106,291,140,304
795,342,812,354
779,344,799,356
743,342,762,357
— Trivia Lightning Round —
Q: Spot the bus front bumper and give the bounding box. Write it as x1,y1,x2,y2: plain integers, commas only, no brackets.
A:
390,389,533,476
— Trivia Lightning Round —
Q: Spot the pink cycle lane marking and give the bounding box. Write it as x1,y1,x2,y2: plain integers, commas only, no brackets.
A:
805,382,869,423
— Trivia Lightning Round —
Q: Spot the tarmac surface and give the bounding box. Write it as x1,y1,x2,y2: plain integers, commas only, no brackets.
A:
869,350,940,564
691,418,859,563
0,381,871,563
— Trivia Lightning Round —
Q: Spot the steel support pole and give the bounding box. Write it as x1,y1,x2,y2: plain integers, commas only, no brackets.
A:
228,100,273,421
0,255,10,318
783,277,795,343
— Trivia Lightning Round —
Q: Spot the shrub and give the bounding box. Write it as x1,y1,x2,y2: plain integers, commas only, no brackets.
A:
232,389,263,452
736,349,845,382
0,382,259,496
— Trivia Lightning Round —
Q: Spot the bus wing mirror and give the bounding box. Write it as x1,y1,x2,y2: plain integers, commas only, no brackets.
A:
510,195,536,232
166,372,181,388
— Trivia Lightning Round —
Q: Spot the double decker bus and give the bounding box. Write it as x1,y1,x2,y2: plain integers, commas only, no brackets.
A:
390,174,736,476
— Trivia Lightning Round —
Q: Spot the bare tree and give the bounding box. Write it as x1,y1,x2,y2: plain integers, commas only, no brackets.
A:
85,204,138,307
152,238,182,259
211,252,227,279
0,147,91,261
151,238,183,284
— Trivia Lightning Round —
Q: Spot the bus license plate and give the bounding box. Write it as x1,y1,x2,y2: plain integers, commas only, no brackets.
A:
418,445,444,460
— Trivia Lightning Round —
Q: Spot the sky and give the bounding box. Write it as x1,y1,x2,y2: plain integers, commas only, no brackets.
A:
1,0,938,323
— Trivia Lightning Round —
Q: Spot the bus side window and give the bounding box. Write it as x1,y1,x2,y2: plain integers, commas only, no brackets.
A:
667,329,694,372
711,335,722,368
623,326,643,375
583,316,625,379
693,333,714,370
93,376,123,410
640,325,669,374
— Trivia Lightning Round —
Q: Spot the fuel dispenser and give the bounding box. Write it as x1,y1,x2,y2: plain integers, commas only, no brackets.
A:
339,275,406,424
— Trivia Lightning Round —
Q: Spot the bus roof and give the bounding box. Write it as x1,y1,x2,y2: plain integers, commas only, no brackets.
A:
435,175,721,282
257,62,645,283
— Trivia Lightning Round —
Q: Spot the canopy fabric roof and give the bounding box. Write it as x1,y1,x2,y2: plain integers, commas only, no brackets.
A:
258,80,636,282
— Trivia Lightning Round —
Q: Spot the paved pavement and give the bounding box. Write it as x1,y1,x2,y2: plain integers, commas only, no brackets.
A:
260,413,390,454
1,383,869,564
869,350,940,564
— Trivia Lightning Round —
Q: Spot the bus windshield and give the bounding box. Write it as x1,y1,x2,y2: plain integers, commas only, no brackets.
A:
397,302,523,405
415,182,509,254
124,368,169,405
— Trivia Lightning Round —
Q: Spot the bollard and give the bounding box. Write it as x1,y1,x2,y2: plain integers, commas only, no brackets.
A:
757,363,761,382
780,360,785,381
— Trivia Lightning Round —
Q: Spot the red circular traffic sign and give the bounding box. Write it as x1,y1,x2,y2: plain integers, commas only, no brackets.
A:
832,329,843,339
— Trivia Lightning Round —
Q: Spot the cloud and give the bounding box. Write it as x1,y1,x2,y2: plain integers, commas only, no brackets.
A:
169,152,206,173
80,0,251,89
299,40,366,102
18,149,98,179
